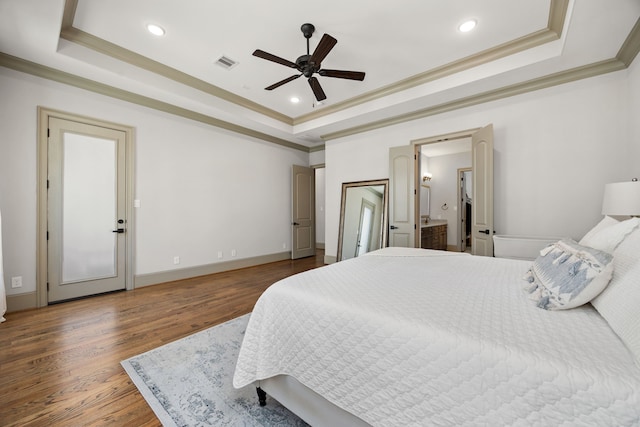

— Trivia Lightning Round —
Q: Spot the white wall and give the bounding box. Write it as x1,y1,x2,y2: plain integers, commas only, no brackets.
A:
325,69,636,257
0,67,308,298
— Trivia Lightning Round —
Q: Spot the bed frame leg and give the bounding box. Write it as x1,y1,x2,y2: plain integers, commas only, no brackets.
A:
256,386,267,406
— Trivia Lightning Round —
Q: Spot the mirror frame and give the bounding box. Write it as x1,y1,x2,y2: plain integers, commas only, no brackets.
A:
337,179,389,261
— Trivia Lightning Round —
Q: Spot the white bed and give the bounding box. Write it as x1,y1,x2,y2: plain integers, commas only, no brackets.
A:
233,229,640,426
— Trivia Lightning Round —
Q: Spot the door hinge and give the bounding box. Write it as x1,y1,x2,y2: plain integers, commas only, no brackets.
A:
47,282,49,291
47,179,49,189
414,189,416,195
414,224,417,230
46,231,49,240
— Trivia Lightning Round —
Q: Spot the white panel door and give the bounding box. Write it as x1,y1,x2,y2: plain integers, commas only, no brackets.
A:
471,124,494,256
389,145,416,247
48,117,127,302
291,165,315,259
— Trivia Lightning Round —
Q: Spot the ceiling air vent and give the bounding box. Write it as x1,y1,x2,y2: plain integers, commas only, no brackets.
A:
214,55,238,70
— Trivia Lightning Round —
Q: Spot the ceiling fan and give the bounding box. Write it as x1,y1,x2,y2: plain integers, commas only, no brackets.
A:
253,23,366,102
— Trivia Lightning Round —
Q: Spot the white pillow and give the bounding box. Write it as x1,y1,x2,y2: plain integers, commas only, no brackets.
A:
579,215,619,245
523,239,614,310
579,217,640,253
591,228,640,363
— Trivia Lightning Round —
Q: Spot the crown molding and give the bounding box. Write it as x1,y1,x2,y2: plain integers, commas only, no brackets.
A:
618,17,640,67
320,13,640,142
4,1,636,153
60,0,567,129
59,28,292,125
295,0,570,125
0,52,309,152
321,59,626,141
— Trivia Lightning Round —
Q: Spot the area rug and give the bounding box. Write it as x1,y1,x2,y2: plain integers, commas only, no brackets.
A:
121,314,308,426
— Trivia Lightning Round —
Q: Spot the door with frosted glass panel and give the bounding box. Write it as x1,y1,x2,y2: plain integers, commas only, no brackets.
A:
47,117,127,302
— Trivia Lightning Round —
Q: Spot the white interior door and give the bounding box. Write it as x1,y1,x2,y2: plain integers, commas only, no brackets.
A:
389,145,416,247
471,124,494,256
291,165,315,259
47,117,127,302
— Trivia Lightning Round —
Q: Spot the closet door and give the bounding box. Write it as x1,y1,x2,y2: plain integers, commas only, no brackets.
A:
389,145,416,247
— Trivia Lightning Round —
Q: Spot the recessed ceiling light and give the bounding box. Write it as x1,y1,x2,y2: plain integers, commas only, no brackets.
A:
147,24,165,36
290,97,300,104
458,19,477,33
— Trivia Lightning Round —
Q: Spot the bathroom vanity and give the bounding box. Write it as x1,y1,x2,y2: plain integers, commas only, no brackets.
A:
421,220,447,251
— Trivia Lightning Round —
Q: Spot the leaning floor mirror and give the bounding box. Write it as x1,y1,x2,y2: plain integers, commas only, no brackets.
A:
337,179,389,261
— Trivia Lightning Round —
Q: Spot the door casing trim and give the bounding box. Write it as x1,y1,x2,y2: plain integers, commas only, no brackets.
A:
37,107,135,307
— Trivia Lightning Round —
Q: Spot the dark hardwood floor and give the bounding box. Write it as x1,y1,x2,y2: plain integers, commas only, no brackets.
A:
0,251,325,427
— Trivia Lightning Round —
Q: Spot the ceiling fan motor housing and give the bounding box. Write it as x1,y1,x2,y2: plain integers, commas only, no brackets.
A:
296,54,318,77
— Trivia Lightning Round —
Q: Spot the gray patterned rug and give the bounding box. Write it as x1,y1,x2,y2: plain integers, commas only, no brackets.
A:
121,314,308,426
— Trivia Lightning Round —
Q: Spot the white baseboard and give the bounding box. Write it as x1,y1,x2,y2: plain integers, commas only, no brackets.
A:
134,251,291,288
6,291,38,313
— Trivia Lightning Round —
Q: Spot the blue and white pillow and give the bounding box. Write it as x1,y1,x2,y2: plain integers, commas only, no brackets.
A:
523,239,614,310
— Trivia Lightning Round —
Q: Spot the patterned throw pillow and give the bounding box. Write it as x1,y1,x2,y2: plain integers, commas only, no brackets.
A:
523,239,614,310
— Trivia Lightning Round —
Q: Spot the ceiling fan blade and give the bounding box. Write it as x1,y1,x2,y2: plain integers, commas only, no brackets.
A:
308,77,327,101
309,34,337,65
253,49,298,69
318,69,366,81
265,74,302,90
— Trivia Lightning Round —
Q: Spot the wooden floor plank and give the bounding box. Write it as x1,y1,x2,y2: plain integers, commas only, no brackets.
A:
0,251,325,426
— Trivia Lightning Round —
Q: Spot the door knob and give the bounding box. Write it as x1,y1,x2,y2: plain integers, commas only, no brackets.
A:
390,225,398,229
112,228,125,233
480,229,490,234
292,222,300,226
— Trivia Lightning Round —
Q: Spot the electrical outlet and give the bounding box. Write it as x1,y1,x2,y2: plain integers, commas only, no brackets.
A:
11,276,22,288
173,256,180,265
231,249,237,257
217,251,223,259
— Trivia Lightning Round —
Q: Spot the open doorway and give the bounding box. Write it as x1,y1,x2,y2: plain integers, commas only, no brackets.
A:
418,138,471,252
390,125,493,256
411,125,493,256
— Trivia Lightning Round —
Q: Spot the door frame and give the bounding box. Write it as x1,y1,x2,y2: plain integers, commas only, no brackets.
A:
36,107,135,307
411,127,482,248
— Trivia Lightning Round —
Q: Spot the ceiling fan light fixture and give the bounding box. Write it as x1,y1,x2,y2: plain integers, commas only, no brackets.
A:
290,97,300,104
146,24,166,37
458,19,477,33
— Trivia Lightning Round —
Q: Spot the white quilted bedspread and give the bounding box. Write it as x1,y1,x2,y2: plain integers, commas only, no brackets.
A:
233,248,640,426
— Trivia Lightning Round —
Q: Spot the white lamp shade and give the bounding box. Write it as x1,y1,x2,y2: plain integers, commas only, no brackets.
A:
601,181,640,216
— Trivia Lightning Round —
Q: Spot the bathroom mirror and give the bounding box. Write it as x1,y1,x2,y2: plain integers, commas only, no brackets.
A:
337,179,389,261
420,184,431,222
